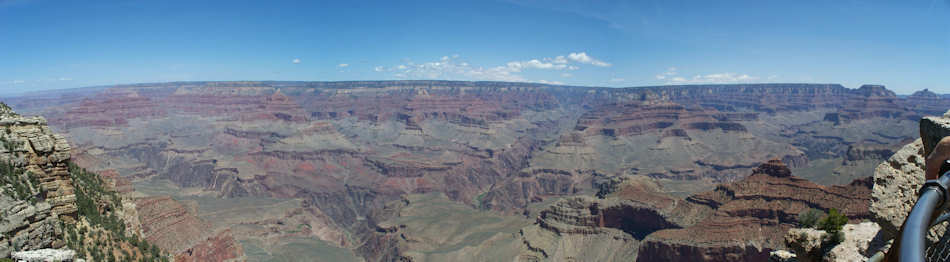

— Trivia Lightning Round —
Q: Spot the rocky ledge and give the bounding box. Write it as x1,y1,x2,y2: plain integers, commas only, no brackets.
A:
0,105,76,219
1,103,76,258
638,160,872,261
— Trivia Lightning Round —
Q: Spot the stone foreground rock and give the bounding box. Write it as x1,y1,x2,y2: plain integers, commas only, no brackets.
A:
10,248,78,262
784,222,882,262
870,138,928,239
769,250,798,262
785,228,826,262
0,194,57,258
920,110,950,156
871,110,950,242
826,222,882,262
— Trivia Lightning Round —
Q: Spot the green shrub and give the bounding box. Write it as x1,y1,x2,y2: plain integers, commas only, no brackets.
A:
0,161,37,202
798,208,824,228
818,208,849,245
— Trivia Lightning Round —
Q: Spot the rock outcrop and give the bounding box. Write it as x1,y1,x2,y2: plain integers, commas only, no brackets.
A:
0,106,76,220
868,109,950,262
783,222,882,262
785,228,827,262
0,194,58,258
0,103,75,258
10,248,77,262
869,138,928,239
920,110,950,156
825,222,882,262
1,103,168,261
637,160,873,261
514,177,710,261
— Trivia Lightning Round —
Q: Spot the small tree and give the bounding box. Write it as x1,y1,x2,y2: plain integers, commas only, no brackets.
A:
798,208,824,228
818,208,849,245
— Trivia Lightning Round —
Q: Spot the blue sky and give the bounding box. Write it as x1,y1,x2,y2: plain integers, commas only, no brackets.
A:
0,0,948,94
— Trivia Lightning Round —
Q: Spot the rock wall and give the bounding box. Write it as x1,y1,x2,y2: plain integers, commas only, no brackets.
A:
0,195,58,258
0,104,76,258
0,109,76,220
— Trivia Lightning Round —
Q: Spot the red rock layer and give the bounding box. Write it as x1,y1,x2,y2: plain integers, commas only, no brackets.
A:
575,101,749,138
174,229,245,262
302,87,558,128
52,89,167,128
636,160,872,262
135,196,212,254
164,88,309,122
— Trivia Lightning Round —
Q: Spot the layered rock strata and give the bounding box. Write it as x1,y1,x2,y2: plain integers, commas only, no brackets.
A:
0,108,76,219
637,160,873,261
0,104,76,258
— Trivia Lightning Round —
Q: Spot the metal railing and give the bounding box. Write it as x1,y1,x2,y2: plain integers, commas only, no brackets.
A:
900,161,950,262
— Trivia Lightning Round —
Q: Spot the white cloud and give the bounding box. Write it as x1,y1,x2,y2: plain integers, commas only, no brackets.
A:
656,67,678,80
378,52,611,83
58,77,72,81
655,67,758,84
567,52,611,67
338,63,349,68
537,80,564,85
610,78,625,82
292,58,301,64
669,73,759,84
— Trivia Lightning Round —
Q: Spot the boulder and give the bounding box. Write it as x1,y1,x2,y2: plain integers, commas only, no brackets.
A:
825,222,881,262
10,248,76,262
786,228,826,262
870,138,929,239
920,110,950,156
770,250,798,262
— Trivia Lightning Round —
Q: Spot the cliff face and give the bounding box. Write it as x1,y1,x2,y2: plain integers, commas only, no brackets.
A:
0,108,76,219
637,160,872,262
0,103,172,261
0,105,76,257
515,177,712,261
0,194,58,257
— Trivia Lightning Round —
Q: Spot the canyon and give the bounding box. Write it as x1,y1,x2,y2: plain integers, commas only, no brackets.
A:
3,81,948,261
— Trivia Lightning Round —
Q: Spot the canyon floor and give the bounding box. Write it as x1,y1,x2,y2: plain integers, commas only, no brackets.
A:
4,81,948,261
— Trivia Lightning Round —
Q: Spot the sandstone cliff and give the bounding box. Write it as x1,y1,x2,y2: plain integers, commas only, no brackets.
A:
1,103,75,257
0,102,169,261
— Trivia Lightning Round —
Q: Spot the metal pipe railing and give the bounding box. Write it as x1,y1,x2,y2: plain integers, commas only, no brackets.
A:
899,161,950,262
